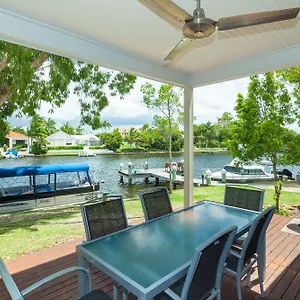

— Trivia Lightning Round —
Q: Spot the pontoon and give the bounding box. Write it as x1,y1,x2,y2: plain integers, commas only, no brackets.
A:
0,163,99,212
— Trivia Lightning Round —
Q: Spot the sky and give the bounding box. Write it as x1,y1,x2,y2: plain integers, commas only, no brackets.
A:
9,76,251,131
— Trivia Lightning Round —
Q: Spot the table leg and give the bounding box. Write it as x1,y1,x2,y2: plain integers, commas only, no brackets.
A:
78,255,87,297
113,282,119,300
262,234,266,281
123,287,129,300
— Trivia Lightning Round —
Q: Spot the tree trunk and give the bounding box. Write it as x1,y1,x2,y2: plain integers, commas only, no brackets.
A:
271,154,278,180
0,88,13,106
0,57,7,73
0,53,49,106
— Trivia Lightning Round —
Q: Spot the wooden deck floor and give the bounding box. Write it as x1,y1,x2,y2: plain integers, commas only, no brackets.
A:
0,214,299,300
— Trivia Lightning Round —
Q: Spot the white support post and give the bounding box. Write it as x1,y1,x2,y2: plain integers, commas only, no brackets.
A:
184,86,194,208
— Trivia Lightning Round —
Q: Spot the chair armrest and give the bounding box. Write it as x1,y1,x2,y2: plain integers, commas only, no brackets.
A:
164,288,182,300
21,266,92,296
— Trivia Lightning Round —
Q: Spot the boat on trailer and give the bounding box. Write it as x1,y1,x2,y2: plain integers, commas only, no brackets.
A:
0,163,99,213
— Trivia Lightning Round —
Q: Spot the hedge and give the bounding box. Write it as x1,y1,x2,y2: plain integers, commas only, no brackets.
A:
89,145,106,149
48,145,84,150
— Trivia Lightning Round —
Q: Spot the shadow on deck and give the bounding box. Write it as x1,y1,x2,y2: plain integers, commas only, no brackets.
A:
0,215,299,300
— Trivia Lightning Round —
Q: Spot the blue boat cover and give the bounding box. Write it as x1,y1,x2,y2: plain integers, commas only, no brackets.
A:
6,149,18,156
0,164,90,178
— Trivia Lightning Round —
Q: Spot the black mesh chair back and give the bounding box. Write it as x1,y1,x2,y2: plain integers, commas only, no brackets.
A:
224,184,264,212
139,187,173,221
181,226,237,300
81,195,128,241
242,206,275,264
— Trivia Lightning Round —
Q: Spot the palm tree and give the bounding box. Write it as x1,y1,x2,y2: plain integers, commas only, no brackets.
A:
45,118,57,135
100,120,112,133
124,127,138,151
60,122,76,135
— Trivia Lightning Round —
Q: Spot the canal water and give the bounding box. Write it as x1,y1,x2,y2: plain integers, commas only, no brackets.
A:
0,153,232,198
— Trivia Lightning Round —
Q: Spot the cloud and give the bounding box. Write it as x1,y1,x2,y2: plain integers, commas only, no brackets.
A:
9,77,251,130
193,77,250,123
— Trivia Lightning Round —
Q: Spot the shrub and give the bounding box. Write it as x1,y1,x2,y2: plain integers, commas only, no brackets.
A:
31,142,48,155
2,144,8,152
89,145,105,149
48,145,84,150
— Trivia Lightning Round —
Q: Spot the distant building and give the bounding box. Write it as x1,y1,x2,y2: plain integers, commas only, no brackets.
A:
71,133,100,146
6,131,32,151
47,131,100,146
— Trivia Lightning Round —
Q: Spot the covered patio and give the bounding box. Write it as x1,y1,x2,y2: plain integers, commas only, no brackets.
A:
1,0,300,299
0,214,299,299
1,0,300,207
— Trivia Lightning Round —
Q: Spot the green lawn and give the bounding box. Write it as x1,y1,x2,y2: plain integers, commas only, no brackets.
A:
1,185,299,261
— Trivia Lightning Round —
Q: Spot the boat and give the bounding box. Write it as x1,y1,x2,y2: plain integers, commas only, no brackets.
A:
211,159,274,183
0,163,99,213
5,149,18,159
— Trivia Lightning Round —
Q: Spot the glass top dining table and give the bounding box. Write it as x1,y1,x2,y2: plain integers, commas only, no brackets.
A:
77,201,259,300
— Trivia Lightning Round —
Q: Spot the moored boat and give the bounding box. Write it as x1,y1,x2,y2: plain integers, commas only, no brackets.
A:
0,163,99,213
211,160,274,183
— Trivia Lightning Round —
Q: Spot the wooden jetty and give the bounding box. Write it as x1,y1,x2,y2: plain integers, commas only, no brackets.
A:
118,168,202,188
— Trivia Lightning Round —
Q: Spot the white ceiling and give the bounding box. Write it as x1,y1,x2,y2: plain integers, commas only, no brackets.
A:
0,0,300,87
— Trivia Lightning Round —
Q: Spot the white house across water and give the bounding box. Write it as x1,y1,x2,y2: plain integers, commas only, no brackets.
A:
47,131,100,146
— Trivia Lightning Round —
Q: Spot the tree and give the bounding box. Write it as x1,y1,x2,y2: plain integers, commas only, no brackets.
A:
135,124,154,149
0,41,136,129
60,122,76,135
228,72,300,178
0,120,10,145
99,120,112,133
12,126,27,135
27,115,48,154
194,122,216,147
75,124,84,135
277,67,300,111
215,112,234,147
99,129,122,152
45,118,57,135
124,127,138,151
141,83,183,192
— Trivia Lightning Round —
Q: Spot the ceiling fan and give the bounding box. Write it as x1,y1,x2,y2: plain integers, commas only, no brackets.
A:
138,0,300,61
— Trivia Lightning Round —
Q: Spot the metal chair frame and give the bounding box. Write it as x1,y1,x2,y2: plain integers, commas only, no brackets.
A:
224,206,276,300
160,226,237,300
0,257,95,300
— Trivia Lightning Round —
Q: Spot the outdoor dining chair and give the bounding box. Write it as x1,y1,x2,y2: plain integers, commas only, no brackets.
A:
0,257,111,300
81,194,128,241
224,206,276,300
139,187,173,221
224,184,265,246
224,184,265,212
155,225,237,300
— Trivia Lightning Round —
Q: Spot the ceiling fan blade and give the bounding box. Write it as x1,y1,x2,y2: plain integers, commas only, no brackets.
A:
217,7,300,31
137,0,192,30
164,37,193,61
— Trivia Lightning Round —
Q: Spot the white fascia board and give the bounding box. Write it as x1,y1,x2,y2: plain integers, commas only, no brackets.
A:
190,44,300,88
0,9,190,87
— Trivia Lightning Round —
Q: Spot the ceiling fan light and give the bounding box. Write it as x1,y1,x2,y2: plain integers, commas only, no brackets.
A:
194,31,204,37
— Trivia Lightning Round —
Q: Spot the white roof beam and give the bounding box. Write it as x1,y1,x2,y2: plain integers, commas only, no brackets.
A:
0,9,191,87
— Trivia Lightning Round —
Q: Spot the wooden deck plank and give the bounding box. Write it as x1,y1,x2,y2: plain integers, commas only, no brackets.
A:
0,215,299,300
